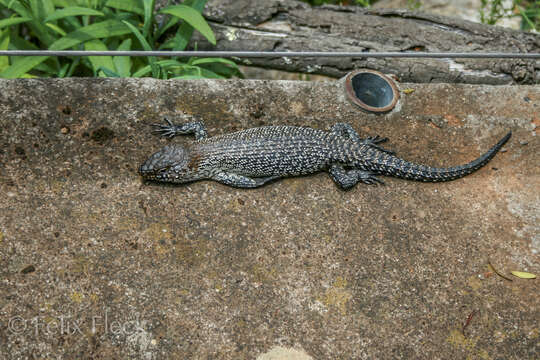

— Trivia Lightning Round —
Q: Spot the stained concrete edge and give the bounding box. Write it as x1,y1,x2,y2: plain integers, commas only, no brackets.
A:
0,78,538,359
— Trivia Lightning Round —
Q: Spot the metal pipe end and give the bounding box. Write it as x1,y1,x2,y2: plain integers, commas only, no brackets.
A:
343,69,399,113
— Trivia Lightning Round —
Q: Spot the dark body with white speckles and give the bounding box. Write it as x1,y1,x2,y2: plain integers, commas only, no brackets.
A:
139,121,511,189
196,127,337,177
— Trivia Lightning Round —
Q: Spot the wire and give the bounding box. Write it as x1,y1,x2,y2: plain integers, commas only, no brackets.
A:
0,50,539,59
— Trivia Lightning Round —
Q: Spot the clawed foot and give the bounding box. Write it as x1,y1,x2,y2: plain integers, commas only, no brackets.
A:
152,117,178,138
359,171,384,185
363,135,394,155
359,171,385,185
366,135,388,144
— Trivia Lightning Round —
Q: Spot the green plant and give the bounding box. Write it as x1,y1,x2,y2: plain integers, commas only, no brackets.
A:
480,0,539,31
407,0,422,10
0,0,242,79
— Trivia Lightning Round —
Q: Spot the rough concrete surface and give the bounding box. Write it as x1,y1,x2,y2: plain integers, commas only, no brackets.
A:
0,78,538,359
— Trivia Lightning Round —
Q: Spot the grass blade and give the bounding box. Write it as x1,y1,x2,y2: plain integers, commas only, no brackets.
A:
1,19,130,77
84,39,115,77
122,20,159,77
0,56,48,78
190,57,236,66
45,22,67,36
105,0,144,15
31,0,55,20
0,17,32,30
156,0,207,41
142,0,155,39
0,29,9,72
50,19,131,50
160,5,216,45
121,20,152,51
97,66,121,77
0,0,32,18
44,7,105,23
172,74,207,79
113,38,132,77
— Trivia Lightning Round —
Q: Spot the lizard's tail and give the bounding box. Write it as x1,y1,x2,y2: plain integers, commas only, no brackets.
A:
364,132,511,182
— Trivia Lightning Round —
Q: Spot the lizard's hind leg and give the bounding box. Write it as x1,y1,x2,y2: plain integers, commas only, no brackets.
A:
329,164,384,189
330,123,361,140
330,123,394,155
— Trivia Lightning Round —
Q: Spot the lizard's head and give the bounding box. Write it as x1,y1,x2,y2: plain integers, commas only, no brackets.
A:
139,144,195,183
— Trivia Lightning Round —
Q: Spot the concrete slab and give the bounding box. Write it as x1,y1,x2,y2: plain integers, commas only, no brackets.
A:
0,78,538,359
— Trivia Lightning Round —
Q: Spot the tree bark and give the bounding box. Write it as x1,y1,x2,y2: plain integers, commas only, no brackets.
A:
193,0,540,84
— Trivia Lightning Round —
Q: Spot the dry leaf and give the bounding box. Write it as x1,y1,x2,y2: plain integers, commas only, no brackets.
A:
510,271,536,279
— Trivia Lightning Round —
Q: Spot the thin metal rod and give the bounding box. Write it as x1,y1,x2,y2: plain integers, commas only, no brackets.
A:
0,50,539,59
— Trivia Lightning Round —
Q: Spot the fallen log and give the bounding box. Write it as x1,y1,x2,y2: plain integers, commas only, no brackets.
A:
193,0,540,84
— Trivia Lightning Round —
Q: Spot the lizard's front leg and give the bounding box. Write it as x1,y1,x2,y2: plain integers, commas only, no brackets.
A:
152,117,208,140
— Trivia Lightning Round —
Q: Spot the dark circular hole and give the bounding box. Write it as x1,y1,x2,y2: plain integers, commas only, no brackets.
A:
351,73,395,109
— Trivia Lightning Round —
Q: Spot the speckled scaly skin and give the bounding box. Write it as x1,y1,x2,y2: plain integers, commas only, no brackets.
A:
139,119,511,189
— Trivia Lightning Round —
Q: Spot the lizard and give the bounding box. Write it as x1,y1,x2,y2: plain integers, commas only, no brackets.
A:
139,118,511,189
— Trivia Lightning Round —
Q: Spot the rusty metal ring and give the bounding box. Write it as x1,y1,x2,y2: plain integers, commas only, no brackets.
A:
344,69,399,113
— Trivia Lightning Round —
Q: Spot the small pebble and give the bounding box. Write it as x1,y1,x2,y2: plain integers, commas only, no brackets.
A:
519,140,528,145
61,126,70,134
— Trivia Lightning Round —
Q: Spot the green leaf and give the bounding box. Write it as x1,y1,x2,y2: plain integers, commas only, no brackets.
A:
113,38,132,77
45,22,67,36
57,62,69,77
122,20,159,77
121,20,152,51
8,33,40,50
142,0,155,39
65,57,80,77
0,19,130,78
164,1,210,52
104,0,144,15
131,59,182,77
156,15,179,39
196,66,225,78
187,0,209,13
0,29,9,72
0,56,48,78
190,57,236,66
97,66,121,77
44,7,105,23
31,0,55,21
5,0,56,47
20,73,38,78
160,5,216,45
50,19,131,50
84,39,115,77
172,74,206,79
52,0,74,6
189,56,241,78
0,17,32,30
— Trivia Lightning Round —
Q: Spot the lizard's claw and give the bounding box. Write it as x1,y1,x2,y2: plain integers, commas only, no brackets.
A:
152,117,177,138
360,171,385,185
363,135,394,155
366,135,388,144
